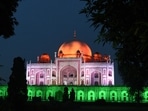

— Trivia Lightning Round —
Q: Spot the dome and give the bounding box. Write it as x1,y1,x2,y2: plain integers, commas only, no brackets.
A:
39,53,50,63
58,39,92,62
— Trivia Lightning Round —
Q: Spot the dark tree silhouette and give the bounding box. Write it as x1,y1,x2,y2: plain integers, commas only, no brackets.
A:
80,0,148,103
62,86,69,102
0,0,21,38
7,57,27,111
69,88,75,102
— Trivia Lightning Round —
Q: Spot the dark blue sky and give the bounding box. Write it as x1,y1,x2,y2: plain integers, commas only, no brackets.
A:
0,0,122,85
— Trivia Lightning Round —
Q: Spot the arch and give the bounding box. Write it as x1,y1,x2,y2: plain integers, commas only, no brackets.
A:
0,90,4,98
46,90,53,100
88,90,95,101
60,65,77,85
28,90,33,101
91,71,101,85
99,91,106,100
121,91,129,102
144,91,148,102
110,91,117,101
81,71,84,77
36,70,45,85
36,90,43,99
77,90,85,101
52,71,56,77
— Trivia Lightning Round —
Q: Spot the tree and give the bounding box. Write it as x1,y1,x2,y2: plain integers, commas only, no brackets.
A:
69,88,75,102
7,57,28,111
80,0,148,103
0,0,21,38
62,86,69,102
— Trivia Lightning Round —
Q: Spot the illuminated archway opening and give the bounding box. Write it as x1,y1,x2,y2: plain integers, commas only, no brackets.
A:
60,65,77,85
36,90,43,99
36,71,45,85
46,90,53,100
88,90,95,101
110,91,117,101
99,91,106,100
0,90,4,98
91,72,101,85
121,91,129,102
77,90,85,101
28,90,33,101
144,91,148,102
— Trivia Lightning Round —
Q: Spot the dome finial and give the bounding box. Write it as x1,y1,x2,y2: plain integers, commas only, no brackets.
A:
73,30,76,39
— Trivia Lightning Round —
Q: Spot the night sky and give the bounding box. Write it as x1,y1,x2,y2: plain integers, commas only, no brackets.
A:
0,0,122,85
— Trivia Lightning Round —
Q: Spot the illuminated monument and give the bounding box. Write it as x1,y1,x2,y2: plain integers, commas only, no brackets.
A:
0,32,148,102
26,33,114,86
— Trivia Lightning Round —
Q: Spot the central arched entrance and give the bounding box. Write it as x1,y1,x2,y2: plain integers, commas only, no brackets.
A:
60,65,77,85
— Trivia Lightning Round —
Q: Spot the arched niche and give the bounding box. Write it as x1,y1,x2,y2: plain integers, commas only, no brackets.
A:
121,91,129,102
77,90,85,101
91,71,101,85
110,91,118,101
46,90,53,100
36,70,45,85
99,90,106,100
60,65,77,85
28,90,33,101
36,90,43,98
144,91,148,102
88,90,95,101
0,90,4,98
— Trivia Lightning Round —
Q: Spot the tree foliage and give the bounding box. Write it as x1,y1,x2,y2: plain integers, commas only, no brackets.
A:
0,0,21,38
80,0,148,102
7,57,27,110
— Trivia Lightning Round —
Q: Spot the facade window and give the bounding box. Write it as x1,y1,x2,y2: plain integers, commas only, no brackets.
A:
40,74,44,78
69,73,73,77
52,73,56,77
63,74,67,77
81,71,84,77
76,50,81,57
94,73,98,78
108,71,112,76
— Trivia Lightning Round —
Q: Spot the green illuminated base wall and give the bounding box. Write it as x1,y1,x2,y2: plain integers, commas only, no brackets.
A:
0,85,148,103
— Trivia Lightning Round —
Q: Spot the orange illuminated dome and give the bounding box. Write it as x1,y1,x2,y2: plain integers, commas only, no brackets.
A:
39,53,50,63
58,39,92,62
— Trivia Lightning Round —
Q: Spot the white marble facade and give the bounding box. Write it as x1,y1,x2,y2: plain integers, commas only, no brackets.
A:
26,37,114,86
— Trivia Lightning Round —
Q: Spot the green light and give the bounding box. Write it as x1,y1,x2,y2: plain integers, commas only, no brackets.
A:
0,85,148,103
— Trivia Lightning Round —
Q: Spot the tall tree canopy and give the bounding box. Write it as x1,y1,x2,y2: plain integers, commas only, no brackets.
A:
7,57,27,111
80,0,148,102
0,0,21,38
